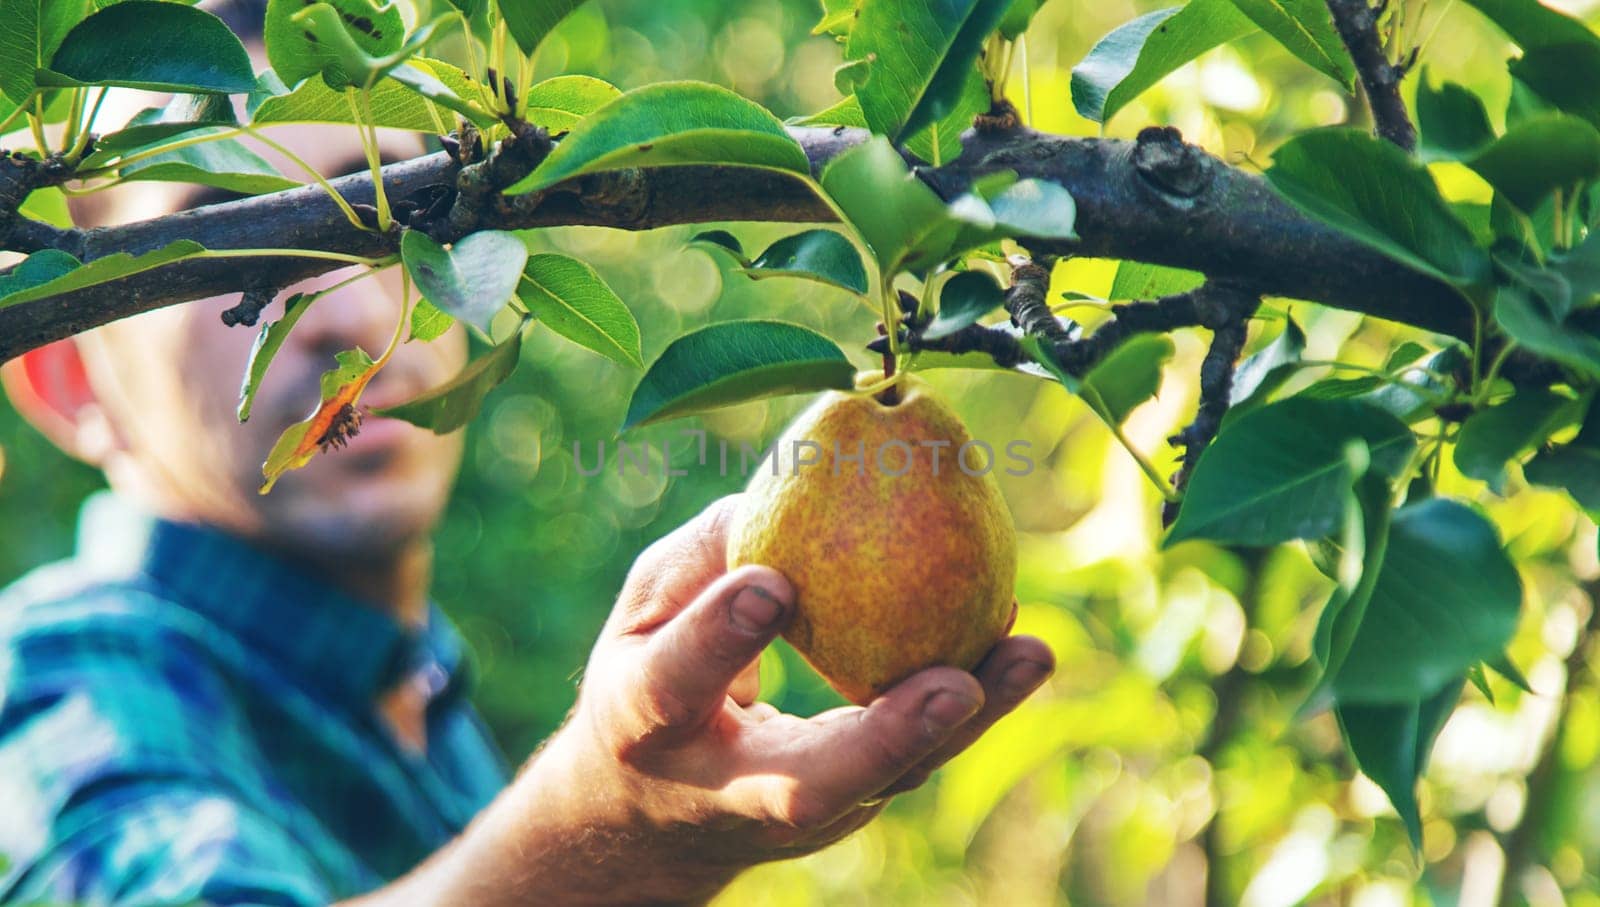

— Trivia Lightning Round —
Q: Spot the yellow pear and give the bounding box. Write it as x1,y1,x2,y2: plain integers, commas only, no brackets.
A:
727,371,1017,705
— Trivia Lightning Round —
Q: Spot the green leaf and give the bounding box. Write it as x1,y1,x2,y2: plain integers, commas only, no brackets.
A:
1332,499,1523,702
409,297,455,342
688,230,748,263
501,0,585,56
401,230,528,336
1415,72,1495,162
522,74,621,133
1022,332,1174,428
623,320,856,429
260,347,380,493
1459,0,1599,50
0,249,80,300
1494,285,1600,379
1225,0,1354,88
1310,469,1394,690
998,0,1045,39
375,325,525,433
1524,394,1600,511
0,240,205,308
505,81,810,196
846,0,1011,142
119,135,301,195
90,95,238,160
924,270,1005,341
237,292,315,422
0,0,86,104
981,178,1078,241
790,94,866,129
1337,677,1464,850
38,2,254,94
1082,334,1174,425
1164,397,1416,547
384,57,497,130
819,136,950,274
264,0,421,90
253,67,454,131
518,253,642,367
1453,388,1578,487
1108,260,1205,301
815,0,857,36
1071,0,1255,124
743,229,868,294
1226,313,1306,420
1467,114,1600,213
902,66,989,165
1266,127,1491,287
1509,43,1600,129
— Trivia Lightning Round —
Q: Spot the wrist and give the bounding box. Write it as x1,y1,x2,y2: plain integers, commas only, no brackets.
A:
444,715,738,906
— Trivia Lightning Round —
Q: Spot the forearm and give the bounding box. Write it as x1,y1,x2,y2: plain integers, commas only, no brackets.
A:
338,728,737,907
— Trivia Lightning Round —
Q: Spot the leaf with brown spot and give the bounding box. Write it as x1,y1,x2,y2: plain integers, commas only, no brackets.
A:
259,347,379,493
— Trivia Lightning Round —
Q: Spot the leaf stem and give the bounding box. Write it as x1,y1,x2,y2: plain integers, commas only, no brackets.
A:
65,87,107,162
74,126,249,176
191,248,396,267
59,89,85,156
242,125,367,231
0,93,36,139
1020,34,1032,126
30,96,50,157
346,88,391,230
1113,421,1180,502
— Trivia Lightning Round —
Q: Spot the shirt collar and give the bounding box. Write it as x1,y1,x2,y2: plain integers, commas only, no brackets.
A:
73,491,473,711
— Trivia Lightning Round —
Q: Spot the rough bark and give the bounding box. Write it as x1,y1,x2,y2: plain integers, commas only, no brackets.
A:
0,124,1476,363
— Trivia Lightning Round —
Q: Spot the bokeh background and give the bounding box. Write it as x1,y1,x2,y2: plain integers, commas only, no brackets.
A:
5,0,1600,904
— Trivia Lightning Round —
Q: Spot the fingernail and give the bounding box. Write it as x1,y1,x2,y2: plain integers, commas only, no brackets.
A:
730,585,784,633
923,691,981,734
1001,660,1051,697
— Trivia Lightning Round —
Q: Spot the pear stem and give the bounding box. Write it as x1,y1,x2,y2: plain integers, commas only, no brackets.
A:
875,322,901,405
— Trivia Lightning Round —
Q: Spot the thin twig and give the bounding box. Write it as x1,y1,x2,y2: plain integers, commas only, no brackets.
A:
1326,0,1418,151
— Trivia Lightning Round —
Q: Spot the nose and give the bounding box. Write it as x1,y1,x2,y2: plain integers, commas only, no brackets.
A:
287,265,404,361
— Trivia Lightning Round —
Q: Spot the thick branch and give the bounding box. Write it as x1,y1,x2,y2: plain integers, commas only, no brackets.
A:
0,124,1475,363
1326,0,1417,152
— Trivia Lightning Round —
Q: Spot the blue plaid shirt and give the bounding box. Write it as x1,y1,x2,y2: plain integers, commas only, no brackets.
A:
0,492,510,905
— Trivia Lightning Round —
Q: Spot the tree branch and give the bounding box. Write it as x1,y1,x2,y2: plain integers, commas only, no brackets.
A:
1326,0,1417,152
0,124,1474,363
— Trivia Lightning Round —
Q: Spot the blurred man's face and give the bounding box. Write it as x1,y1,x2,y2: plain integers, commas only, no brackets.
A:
78,123,469,558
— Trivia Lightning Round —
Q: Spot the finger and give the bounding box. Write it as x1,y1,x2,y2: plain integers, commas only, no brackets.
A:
730,657,763,707
755,668,983,830
623,565,795,741
876,635,1053,797
611,494,742,636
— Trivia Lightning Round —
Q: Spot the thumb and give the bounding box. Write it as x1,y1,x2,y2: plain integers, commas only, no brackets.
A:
621,565,795,743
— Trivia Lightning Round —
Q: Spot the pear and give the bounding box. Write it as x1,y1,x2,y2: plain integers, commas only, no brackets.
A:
727,372,1017,705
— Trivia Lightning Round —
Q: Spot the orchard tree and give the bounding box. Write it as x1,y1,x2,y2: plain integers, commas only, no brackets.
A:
2,0,1599,901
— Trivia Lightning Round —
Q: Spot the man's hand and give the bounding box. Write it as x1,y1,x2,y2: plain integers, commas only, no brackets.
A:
383,494,1053,907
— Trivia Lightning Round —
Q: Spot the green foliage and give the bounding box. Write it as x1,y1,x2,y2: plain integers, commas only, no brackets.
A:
1224,0,1353,88
504,81,810,195
517,252,642,367
0,0,85,104
1071,0,1254,124
845,0,1009,141
1266,128,1491,287
623,320,856,429
375,324,527,432
923,270,1005,340
1164,398,1415,547
237,292,315,423
0,240,206,308
39,2,255,93
401,230,528,336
